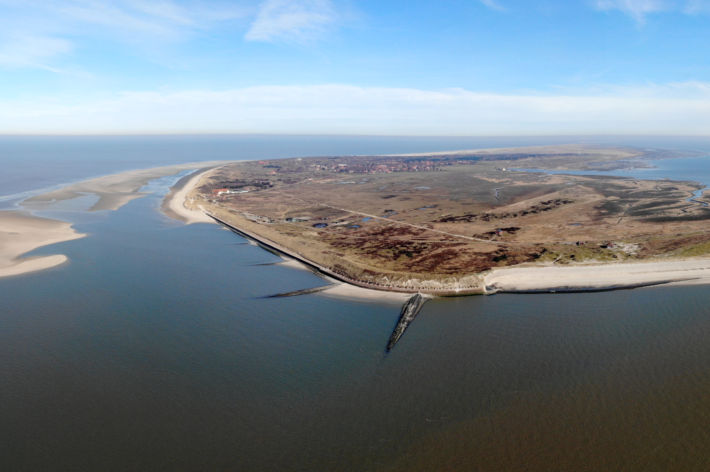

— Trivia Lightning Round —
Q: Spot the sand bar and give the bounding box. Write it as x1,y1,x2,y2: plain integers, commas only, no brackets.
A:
25,161,226,212
484,258,710,293
3,161,225,278
0,211,85,278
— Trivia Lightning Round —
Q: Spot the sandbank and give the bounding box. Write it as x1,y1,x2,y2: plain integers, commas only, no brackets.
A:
3,161,225,278
25,161,226,212
0,211,85,278
484,258,710,293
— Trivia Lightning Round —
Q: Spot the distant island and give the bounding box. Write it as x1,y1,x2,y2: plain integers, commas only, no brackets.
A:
168,145,710,295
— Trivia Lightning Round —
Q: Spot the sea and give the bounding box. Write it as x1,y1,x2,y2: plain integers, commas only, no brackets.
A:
1,135,710,471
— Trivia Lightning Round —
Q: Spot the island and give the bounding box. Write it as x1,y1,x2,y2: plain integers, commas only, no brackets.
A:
171,144,710,295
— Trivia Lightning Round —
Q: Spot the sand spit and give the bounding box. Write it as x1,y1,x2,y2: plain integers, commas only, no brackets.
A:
162,168,215,224
25,161,226,212
0,211,85,278
484,258,710,293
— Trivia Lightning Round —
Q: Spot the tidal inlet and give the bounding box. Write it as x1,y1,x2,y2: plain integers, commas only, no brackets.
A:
3,1,710,470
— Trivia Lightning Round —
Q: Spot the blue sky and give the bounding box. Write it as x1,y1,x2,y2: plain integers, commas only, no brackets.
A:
2,0,710,134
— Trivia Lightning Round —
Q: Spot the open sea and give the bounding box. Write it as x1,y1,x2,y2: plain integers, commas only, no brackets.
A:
1,135,710,471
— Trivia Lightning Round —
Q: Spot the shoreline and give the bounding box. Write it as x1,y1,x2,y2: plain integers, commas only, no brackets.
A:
204,210,710,296
24,161,228,212
483,258,710,294
1,161,226,279
167,158,710,297
205,212,484,296
162,167,217,224
179,166,710,296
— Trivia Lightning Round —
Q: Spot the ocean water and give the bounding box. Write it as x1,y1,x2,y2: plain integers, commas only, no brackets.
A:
1,136,710,471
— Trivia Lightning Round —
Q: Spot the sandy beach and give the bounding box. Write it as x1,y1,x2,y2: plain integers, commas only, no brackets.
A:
320,283,412,302
484,258,710,293
8,158,710,294
0,211,85,278
162,168,215,224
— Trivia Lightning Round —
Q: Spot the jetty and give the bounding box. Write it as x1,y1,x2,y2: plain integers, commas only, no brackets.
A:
386,293,428,352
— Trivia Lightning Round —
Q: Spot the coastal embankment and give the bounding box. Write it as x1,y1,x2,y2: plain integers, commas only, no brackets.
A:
200,210,710,296
204,212,483,296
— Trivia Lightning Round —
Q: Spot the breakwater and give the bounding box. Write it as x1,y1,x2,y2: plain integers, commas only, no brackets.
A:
386,293,428,352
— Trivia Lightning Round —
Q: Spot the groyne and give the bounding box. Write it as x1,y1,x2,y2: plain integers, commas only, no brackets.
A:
386,293,428,352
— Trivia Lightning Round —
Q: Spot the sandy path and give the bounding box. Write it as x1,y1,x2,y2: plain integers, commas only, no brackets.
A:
484,258,710,293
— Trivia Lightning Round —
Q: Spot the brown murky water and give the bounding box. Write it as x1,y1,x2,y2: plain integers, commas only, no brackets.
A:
2,136,710,470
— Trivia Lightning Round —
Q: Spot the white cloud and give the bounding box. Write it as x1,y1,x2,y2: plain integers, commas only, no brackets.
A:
683,0,710,13
0,34,73,70
594,0,669,22
479,0,506,11
245,0,337,43
594,0,710,21
51,0,248,39
0,1,248,71
3,82,710,135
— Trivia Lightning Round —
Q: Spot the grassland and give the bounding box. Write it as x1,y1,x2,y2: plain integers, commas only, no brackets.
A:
186,145,709,294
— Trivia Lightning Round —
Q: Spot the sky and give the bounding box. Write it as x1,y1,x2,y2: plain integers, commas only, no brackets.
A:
1,0,710,135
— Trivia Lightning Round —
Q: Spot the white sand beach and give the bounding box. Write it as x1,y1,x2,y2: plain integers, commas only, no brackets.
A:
484,258,710,293
162,168,215,224
0,211,86,278
320,283,412,302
